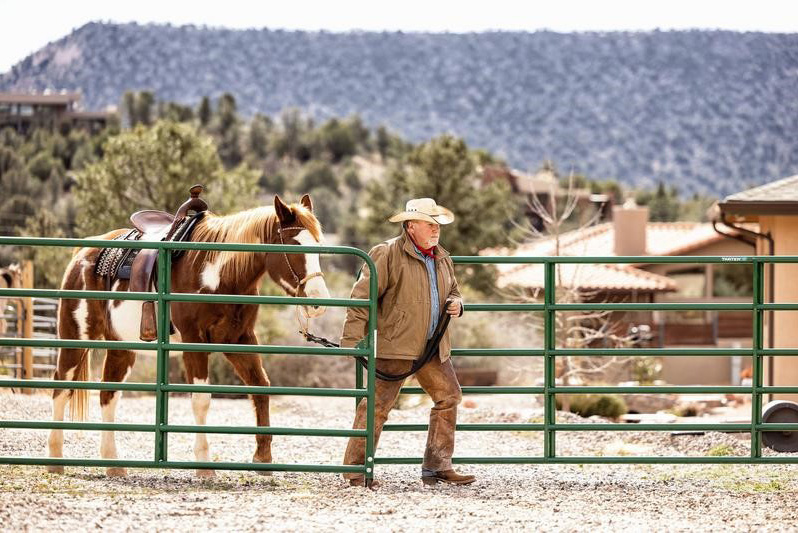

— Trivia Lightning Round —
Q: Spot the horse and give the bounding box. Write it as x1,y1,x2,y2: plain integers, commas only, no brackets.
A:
47,194,330,477
0,263,22,336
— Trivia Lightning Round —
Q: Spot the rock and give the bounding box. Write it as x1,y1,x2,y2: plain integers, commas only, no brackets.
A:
620,413,678,424
624,394,678,413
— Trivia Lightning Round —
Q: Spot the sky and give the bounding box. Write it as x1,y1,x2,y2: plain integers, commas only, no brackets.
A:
1,0,796,73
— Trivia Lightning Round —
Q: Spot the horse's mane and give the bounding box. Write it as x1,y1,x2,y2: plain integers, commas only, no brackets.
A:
189,204,323,281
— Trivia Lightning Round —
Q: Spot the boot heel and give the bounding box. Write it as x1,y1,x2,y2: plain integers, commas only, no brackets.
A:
421,476,439,486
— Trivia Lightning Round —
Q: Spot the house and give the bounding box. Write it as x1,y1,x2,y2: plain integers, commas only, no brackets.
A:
487,200,754,385
481,164,610,230
716,174,798,400
0,91,113,134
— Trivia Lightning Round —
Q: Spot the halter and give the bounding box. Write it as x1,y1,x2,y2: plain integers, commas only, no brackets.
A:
276,225,325,296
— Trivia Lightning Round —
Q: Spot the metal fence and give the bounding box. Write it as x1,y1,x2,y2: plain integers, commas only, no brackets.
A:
1,237,797,482
0,236,378,478
380,255,798,467
0,297,58,380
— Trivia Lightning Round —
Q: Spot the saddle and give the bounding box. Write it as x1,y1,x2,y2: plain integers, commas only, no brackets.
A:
95,184,208,341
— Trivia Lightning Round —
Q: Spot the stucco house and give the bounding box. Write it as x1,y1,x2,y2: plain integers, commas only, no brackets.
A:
487,201,754,385
717,174,798,400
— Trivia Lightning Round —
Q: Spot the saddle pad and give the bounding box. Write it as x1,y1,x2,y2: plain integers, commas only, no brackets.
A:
93,214,204,281
94,231,139,278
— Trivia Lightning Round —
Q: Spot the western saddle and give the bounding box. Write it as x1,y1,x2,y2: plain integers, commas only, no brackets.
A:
95,184,208,341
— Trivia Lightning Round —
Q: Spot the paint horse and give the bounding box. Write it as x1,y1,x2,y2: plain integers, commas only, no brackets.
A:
48,195,330,476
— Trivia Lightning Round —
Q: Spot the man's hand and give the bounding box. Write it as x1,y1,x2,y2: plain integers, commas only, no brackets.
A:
446,299,462,317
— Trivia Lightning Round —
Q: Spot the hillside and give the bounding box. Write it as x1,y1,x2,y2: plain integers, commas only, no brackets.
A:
2,22,797,196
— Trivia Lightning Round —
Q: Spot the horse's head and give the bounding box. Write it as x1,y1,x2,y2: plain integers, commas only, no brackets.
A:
0,263,22,290
271,194,330,318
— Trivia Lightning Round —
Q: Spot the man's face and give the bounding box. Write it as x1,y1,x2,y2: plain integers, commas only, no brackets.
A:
407,220,440,249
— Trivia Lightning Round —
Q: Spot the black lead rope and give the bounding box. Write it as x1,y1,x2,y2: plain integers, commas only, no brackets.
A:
301,300,453,382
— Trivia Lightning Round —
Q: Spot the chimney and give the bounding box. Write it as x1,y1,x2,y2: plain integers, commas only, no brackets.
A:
613,199,649,256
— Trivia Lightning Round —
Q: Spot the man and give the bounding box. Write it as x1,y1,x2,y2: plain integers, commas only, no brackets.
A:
340,198,475,488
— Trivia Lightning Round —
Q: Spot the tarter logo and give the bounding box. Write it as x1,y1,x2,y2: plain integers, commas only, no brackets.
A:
721,257,748,262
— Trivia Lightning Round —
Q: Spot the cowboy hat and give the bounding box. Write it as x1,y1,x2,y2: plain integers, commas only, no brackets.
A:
388,198,455,225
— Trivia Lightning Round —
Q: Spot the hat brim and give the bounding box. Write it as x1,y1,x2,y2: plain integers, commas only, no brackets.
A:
388,210,454,225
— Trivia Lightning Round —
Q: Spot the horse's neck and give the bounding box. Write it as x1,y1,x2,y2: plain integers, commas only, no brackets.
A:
223,216,280,292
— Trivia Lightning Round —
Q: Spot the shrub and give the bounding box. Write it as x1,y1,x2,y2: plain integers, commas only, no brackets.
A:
707,444,735,457
299,161,338,193
672,403,699,417
557,394,627,418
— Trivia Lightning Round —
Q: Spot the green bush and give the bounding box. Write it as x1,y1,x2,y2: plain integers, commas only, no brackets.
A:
630,356,662,385
672,403,699,417
707,444,735,457
557,394,627,418
299,161,338,192
319,118,357,162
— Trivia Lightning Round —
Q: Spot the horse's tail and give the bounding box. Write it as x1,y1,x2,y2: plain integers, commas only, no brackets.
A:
61,231,125,421
69,349,90,421
59,245,95,422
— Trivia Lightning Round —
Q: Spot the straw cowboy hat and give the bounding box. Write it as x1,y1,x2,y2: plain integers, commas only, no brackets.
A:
388,198,455,225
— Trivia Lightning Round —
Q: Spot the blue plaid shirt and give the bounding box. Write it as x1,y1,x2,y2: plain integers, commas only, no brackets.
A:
412,244,439,340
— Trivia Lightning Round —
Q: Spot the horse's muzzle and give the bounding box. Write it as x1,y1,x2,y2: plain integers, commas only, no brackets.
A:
302,304,326,318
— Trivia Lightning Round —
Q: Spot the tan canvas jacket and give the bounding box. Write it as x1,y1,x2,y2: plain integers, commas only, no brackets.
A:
340,231,463,361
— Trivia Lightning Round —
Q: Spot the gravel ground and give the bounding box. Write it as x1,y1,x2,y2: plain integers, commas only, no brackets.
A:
1,391,798,531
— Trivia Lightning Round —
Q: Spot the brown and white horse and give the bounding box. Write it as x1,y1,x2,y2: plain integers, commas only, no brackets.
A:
48,195,330,477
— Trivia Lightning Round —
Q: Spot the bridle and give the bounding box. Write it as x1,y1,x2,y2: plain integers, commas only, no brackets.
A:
276,225,325,297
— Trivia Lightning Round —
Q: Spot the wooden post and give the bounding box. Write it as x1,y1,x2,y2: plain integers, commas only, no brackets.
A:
14,298,23,381
21,260,33,394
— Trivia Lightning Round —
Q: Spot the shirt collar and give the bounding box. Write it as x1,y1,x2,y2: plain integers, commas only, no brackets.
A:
407,232,436,258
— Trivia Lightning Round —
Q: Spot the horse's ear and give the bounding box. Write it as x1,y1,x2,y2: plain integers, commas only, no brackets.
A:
300,194,313,212
274,195,295,223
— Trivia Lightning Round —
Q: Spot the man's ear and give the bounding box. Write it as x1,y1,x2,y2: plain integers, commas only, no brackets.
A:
300,194,313,212
274,195,295,223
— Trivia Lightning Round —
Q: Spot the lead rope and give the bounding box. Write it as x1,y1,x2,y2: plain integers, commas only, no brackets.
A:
296,305,311,336
298,300,454,382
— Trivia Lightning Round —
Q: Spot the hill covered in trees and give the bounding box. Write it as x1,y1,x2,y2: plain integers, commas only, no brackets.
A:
2,22,797,196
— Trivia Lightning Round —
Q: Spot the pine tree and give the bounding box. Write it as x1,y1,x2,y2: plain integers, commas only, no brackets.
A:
198,96,212,128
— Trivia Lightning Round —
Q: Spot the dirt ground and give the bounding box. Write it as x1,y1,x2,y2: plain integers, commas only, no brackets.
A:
1,392,797,531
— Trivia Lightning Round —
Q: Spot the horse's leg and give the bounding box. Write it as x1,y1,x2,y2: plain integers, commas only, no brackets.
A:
223,331,272,473
47,346,89,474
99,349,136,477
183,351,214,478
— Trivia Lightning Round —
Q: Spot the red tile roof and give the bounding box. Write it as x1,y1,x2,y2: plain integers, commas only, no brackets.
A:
495,262,677,292
484,222,734,292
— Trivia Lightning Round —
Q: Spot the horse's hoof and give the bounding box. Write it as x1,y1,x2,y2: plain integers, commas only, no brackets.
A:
106,467,128,477
196,469,216,478
46,465,64,474
253,456,272,476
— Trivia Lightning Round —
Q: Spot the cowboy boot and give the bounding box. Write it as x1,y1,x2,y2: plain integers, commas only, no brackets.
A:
421,469,476,485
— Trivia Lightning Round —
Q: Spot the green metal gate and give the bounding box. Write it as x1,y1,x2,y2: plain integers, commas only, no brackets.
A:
1,237,798,482
378,255,798,467
0,236,379,478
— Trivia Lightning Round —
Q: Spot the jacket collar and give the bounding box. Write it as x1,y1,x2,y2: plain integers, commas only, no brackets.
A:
400,230,450,260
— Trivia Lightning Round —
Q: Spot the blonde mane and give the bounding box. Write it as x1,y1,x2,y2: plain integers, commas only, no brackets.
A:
189,204,323,281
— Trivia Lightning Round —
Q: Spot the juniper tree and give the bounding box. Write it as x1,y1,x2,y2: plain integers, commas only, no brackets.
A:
74,120,258,235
